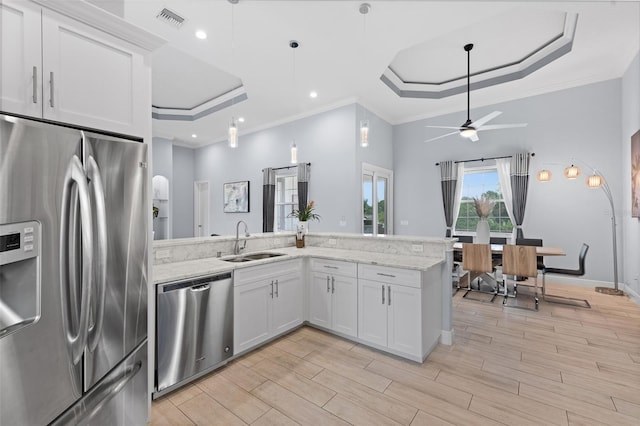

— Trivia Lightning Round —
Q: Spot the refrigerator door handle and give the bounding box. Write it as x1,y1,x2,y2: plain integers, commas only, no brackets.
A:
60,155,94,365
85,154,107,352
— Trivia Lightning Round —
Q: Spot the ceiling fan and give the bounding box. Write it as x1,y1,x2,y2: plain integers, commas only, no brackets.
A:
425,43,527,143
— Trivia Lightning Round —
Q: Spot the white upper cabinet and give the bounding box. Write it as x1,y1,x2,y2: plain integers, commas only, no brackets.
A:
1,0,163,137
0,0,42,118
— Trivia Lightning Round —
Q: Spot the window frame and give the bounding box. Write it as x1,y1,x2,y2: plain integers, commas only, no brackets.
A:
274,171,298,233
454,164,512,238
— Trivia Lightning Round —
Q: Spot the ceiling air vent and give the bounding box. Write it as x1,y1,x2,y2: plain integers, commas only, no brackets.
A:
156,8,185,29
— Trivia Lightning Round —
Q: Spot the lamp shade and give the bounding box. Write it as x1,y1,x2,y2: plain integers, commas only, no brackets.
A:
228,119,238,148
564,164,581,179
586,174,604,188
360,120,369,147
290,141,297,164
537,169,552,182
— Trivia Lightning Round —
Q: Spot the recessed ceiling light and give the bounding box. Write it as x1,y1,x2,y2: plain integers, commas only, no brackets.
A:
195,30,207,40
191,134,197,138
238,117,245,123
309,91,318,98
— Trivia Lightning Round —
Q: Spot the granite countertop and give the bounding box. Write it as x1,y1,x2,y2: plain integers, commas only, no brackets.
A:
153,246,444,285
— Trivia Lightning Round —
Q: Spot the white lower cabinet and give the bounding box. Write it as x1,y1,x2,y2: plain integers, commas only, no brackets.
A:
308,259,358,337
358,264,423,359
234,259,302,355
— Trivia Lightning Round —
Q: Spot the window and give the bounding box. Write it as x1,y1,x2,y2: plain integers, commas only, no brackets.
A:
456,166,512,234
362,163,393,235
274,173,297,232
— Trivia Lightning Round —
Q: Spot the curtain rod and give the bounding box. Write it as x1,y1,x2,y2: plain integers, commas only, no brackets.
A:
434,153,534,166
262,162,311,172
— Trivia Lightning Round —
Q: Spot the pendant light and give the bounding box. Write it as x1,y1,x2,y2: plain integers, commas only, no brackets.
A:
290,140,298,164
290,40,299,161
359,3,371,147
228,0,239,148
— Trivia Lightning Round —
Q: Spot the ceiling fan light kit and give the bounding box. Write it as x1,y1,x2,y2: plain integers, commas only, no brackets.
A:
425,43,527,143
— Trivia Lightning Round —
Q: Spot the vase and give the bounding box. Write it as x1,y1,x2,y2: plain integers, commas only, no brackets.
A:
475,217,490,244
297,221,308,235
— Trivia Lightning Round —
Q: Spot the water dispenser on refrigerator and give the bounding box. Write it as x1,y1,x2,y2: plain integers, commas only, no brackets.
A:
0,221,40,338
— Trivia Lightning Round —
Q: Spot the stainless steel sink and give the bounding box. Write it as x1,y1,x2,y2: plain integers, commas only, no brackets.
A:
221,252,285,263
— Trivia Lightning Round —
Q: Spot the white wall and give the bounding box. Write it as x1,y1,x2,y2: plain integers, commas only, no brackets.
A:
393,79,624,284
621,51,640,298
172,145,195,238
193,104,362,236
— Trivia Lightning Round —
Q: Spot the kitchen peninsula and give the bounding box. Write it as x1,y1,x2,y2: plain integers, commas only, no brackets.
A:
152,233,454,396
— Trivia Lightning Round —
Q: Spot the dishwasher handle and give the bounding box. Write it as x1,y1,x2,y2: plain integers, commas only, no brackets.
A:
190,284,210,292
161,272,232,293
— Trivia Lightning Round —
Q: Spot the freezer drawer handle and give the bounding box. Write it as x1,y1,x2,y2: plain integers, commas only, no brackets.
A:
60,155,94,365
86,151,108,352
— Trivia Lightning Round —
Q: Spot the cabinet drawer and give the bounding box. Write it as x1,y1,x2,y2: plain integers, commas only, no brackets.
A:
358,264,421,288
310,258,357,277
234,258,301,286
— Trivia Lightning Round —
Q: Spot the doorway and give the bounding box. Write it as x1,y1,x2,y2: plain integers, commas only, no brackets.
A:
194,181,210,237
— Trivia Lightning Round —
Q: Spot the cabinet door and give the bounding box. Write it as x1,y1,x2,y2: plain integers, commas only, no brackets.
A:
272,272,303,335
0,0,42,117
331,275,358,337
387,285,421,357
41,9,146,136
357,279,387,347
234,280,271,355
309,272,332,329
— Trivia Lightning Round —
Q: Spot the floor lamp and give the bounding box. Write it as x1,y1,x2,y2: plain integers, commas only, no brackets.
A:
537,160,623,296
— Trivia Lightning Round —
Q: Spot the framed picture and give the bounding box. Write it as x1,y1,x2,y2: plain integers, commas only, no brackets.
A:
223,181,250,213
632,129,640,218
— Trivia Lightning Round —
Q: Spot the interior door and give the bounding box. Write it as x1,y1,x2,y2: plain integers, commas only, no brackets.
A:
83,133,148,390
194,181,210,237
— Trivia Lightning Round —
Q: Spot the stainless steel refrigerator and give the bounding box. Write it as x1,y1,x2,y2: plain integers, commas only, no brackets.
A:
0,113,148,425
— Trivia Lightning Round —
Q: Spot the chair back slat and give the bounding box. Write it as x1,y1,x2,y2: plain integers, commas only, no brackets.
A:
502,245,538,277
462,243,493,273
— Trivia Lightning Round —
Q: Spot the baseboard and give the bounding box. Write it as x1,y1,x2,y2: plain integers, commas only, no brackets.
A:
543,274,616,288
624,285,640,307
440,329,454,346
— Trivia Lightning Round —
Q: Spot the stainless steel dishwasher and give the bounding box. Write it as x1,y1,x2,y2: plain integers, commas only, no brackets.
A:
156,272,233,395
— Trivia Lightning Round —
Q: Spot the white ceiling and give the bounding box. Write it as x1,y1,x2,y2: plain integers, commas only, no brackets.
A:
121,0,640,148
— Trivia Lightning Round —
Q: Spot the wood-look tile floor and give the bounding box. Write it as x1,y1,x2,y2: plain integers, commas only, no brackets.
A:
151,282,640,425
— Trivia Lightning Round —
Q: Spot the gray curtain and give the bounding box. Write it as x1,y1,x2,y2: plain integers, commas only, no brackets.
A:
439,161,459,237
510,152,531,239
297,163,310,211
262,168,275,232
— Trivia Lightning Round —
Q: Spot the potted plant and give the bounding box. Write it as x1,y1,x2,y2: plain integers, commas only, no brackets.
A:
472,195,495,244
289,200,320,235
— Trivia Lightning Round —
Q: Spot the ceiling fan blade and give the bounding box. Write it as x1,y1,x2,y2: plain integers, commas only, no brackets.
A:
469,133,479,142
425,125,464,130
471,111,502,127
478,123,528,130
424,131,459,143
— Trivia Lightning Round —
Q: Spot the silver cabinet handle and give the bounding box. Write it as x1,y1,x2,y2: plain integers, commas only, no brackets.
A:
60,155,93,365
331,276,335,294
377,272,396,278
324,265,338,269
388,286,391,306
275,279,279,298
32,66,38,103
270,281,274,298
49,72,55,107
381,285,385,304
85,152,107,352
326,276,330,292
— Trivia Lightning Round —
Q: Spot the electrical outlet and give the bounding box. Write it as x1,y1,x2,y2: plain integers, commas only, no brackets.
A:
328,238,337,245
411,244,423,253
156,249,171,259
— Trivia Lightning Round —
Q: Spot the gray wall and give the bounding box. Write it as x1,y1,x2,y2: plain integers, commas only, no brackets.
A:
622,51,640,298
393,79,624,284
172,145,195,238
193,104,364,236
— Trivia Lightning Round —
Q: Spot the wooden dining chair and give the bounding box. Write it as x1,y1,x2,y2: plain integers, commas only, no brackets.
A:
452,236,473,293
462,243,497,301
502,245,539,310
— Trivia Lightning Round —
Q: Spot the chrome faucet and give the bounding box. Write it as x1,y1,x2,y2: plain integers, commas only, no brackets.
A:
234,220,250,255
